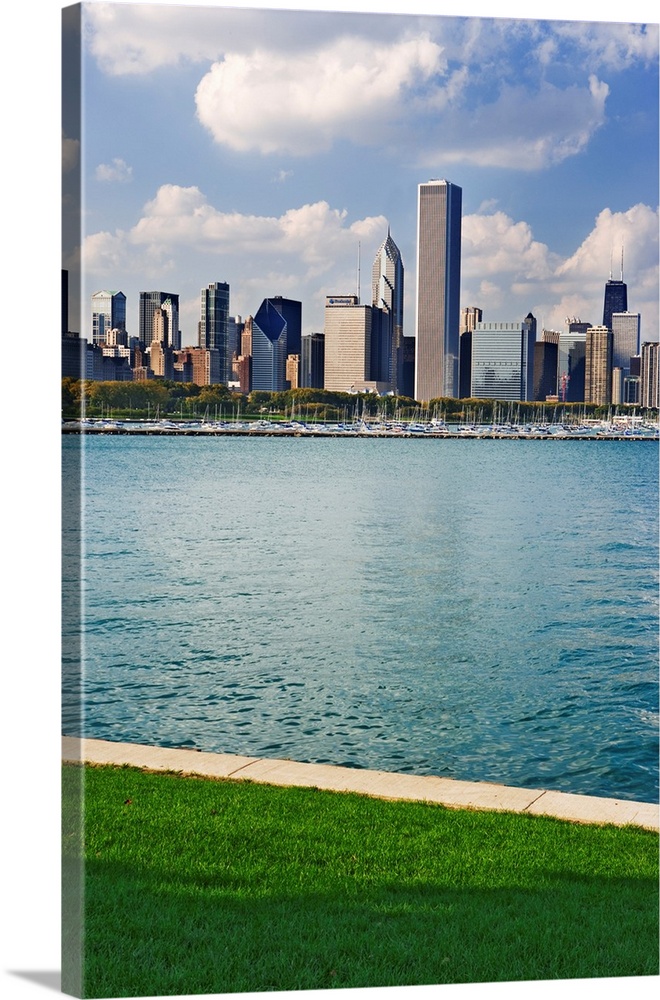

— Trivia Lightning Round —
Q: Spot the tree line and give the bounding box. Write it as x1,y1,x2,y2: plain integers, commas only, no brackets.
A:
62,378,652,423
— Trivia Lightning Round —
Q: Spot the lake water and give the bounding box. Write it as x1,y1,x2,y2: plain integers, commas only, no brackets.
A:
62,434,659,803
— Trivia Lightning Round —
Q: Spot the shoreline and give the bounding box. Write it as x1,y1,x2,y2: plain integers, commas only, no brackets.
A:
61,422,659,441
62,736,660,832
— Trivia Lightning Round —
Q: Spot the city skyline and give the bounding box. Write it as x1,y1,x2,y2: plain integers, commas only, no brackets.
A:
62,2,659,351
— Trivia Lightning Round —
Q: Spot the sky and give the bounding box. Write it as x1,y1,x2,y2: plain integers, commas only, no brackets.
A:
2,4,659,1000
62,0,659,348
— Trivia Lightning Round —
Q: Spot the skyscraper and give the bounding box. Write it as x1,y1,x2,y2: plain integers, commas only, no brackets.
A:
91,290,126,345
585,325,613,405
251,298,288,391
558,321,589,402
471,317,535,401
611,312,641,371
268,297,302,359
371,229,404,391
300,333,325,389
415,179,462,401
323,295,372,392
533,330,560,401
459,306,482,398
199,282,230,382
140,291,180,350
640,341,659,409
602,252,628,331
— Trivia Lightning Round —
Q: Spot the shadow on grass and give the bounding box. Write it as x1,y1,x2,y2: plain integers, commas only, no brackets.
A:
81,855,659,999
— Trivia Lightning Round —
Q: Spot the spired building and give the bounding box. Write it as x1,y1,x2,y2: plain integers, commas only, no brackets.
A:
371,228,404,392
415,179,462,401
199,282,231,383
602,252,628,332
91,290,126,346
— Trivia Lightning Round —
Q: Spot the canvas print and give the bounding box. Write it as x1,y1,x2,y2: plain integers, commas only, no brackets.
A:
61,2,659,998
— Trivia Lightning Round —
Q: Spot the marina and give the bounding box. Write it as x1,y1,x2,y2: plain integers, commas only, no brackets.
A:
62,416,660,440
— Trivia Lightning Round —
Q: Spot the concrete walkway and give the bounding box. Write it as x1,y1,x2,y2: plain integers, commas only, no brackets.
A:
62,735,659,832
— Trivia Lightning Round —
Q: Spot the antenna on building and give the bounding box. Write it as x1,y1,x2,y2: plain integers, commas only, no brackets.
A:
356,241,361,304
621,243,624,282
609,247,613,281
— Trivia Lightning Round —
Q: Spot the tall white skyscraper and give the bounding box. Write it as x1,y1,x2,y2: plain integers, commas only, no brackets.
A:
415,179,462,401
371,228,404,392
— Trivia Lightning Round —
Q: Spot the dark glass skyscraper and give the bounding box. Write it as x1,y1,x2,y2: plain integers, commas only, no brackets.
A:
603,279,628,331
199,282,230,381
415,179,462,401
269,296,302,358
300,333,325,388
251,298,288,391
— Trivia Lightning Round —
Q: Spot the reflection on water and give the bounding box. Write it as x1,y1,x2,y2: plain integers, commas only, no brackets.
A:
63,435,659,802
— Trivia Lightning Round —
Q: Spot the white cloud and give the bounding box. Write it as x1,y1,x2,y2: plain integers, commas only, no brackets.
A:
121,185,385,270
95,158,133,183
553,21,659,72
195,34,445,156
463,211,560,281
462,203,659,336
81,184,388,336
83,8,655,171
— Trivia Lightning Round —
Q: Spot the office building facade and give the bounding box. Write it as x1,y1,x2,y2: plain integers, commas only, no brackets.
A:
268,297,302,359
251,298,289,391
640,341,659,409
558,324,588,402
471,318,535,401
611,312,641,371
199,282,230,382
585,325,613,405
415,179,462,401
140,291,180,351
323,295,372,392
459,306,482,398
91,290,126,346
603,278,628,331
300,333,325,389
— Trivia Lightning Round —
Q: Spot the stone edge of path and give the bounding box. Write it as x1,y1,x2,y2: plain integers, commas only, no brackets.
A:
62,735,659,832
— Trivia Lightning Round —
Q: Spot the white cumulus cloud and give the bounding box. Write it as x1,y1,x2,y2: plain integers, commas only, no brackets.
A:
462,203,659,336
195,34,446,155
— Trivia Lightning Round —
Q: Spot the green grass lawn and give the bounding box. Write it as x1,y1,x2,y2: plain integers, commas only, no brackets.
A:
63,762,659,998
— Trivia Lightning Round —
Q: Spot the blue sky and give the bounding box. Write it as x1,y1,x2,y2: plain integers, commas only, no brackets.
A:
63,0,659,348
